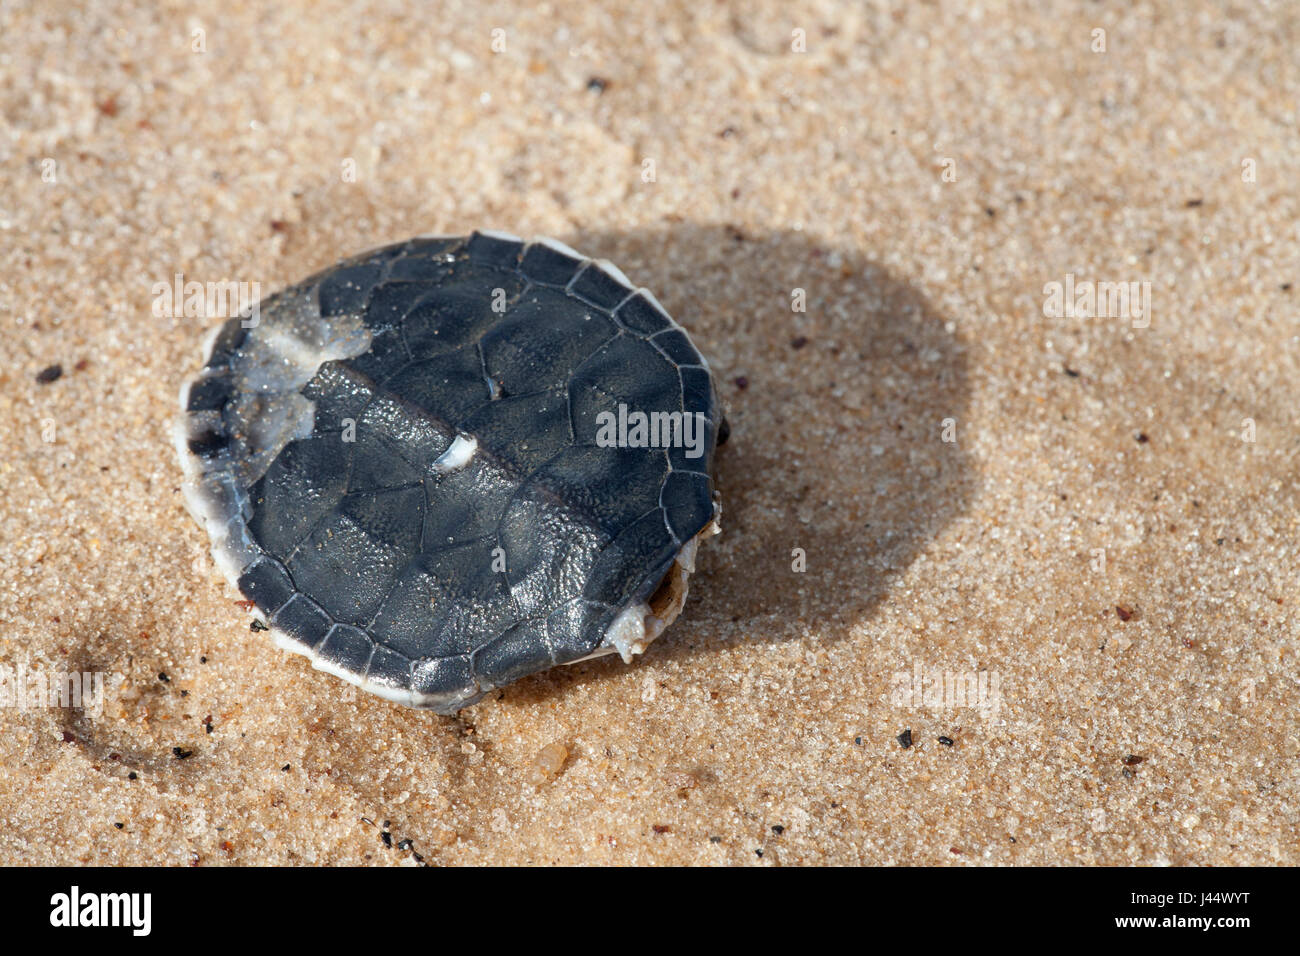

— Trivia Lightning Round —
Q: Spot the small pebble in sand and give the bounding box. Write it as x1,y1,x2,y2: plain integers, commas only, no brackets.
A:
897,729,913,749
35,364,63,384
526,742,569,786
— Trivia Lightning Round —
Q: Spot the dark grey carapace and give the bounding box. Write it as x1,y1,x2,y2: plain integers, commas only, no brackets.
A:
175,231,723,714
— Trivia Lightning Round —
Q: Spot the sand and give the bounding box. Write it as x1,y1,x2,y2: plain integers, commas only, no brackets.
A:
1,0,1297,865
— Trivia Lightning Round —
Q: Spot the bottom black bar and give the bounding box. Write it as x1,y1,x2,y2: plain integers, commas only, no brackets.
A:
7,865,1281,943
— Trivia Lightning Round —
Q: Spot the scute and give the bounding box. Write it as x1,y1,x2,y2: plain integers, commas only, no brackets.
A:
615,290,674,336
318,264,385,317
519,240,585,287
479,289,618,395
581,509,680,609
465,231,525,268
569,262,638,311
382,349,490,422
459,388,572,474
237,558,296,617
284,511,409,625
529,444,670,538
315,623,375,673
568,334,684,440
176,231,722,714
246,435,351,558
272,594,334,650
401,288,501,356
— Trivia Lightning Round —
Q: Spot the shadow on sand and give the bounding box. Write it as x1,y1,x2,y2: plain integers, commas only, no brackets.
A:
505,222,978,705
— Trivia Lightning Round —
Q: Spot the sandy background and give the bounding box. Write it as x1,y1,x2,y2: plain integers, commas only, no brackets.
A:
1,0,1297,865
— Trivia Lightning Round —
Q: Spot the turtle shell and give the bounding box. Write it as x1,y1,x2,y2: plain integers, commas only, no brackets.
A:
175,231,722,713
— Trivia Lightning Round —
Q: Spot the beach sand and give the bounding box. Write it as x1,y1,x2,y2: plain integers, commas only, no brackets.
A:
1,0,1296,864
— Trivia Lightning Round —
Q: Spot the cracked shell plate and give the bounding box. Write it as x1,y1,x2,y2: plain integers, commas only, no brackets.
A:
175,231,723,714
